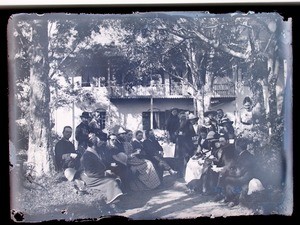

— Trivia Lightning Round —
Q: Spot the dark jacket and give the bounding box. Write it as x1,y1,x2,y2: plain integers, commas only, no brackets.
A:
75,122,91,151
143,138,163,160
54,138,79,171
166,114,180,133
81,150,106,178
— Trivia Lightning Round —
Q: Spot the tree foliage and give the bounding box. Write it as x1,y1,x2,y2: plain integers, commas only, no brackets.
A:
10,12,288,177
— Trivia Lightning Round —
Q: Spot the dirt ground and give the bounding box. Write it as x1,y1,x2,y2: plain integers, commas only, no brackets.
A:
14,171,254,222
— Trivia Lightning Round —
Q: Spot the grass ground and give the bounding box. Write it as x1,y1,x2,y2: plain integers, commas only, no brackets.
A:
11,166,257,222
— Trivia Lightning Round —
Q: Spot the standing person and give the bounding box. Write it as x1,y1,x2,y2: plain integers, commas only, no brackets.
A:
79,135,124,211
89,109,102,131
204,111,218,128
238,96,255,137
123,130,161,191
75,112,92,155
175,113,196,178
201,117,217,134
143,129,177,181
166,108,180,143
54,126,80,172
216,109,227,133
188,113,200,147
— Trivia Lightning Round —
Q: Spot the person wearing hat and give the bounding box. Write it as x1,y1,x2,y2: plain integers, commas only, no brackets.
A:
185,129,219,194
54,126,80,172
218,117,235,140
165,108,180,143
75,112,92,155
79,135,125,211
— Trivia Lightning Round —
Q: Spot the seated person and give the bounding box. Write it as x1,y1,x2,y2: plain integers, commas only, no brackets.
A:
54,126,80,172
79,135,124,211
123,130,161,191
104,133,130,192
185,131,219,195
143,129,177,181
215,138,255,207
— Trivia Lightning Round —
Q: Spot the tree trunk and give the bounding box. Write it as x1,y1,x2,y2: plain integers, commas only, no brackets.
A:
27,18,54,178
267,57,280,135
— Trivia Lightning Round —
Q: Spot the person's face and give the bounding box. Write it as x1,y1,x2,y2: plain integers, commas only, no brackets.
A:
136,132,143,141
200,132,207,139
81,117,89,124
219,137,227,146
148,131,155,139
63,128,72,139
180,116,186,122
244,102,251,111
171,110,178,115
109,136,118,146
215,142,221,149
217,110,223,118
126,132,133,141
190,119,197,125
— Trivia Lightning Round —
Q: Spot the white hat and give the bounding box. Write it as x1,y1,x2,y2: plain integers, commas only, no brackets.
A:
64,168,77,181
112,152,128,166
117,127,127,134
188,113,199,121
247,178,265,195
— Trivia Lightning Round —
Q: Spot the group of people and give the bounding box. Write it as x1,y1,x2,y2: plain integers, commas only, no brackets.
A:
54,96,264,211
54,111,178,212
165,97,264,207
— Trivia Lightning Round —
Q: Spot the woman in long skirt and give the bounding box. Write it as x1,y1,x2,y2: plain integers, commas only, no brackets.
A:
79,135,124,205
123,130,161,191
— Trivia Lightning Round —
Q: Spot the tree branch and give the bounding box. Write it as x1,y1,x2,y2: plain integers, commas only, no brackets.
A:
49,39,89,79
192,30,250,59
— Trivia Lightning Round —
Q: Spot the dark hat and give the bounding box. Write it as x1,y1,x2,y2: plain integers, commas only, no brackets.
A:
80,112,91,119
220,117,233,125
112,152,128,166
204,110,217,117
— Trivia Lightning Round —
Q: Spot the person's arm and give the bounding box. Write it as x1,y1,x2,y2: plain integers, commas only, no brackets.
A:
75,125,81,142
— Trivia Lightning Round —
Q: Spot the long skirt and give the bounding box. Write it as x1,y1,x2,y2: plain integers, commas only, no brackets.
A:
80,172,123,204
128,157,161,191
184,157,206,183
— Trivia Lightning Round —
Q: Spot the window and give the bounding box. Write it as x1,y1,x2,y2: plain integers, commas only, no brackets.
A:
142,111,166,130
98,111,106,130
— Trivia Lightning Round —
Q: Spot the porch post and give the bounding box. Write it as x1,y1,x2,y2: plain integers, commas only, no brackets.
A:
150,96,153,129
72,76,75,144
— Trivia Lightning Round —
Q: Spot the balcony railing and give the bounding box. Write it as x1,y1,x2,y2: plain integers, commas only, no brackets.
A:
212,82,235,97
109,83,191,98
89,82,236,99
